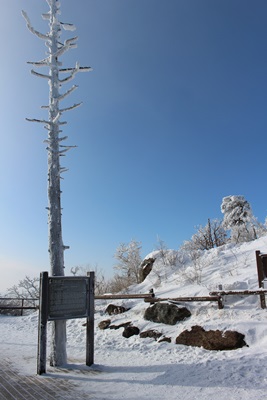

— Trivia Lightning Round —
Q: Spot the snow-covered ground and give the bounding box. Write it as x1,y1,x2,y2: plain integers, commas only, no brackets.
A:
1,236,267,399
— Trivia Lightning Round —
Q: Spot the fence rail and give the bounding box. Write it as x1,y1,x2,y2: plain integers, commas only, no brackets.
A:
0,298,39,316
209,289,267,309
144,295,224,309
95,293,154,300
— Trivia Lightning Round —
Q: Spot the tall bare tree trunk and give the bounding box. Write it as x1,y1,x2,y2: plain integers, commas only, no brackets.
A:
22,0,91,366
47,0,67,366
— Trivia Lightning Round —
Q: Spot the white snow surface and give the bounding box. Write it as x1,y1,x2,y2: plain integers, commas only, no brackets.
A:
1,236,267,399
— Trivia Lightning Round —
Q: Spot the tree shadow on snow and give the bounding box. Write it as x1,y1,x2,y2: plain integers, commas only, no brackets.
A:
46,358,267,391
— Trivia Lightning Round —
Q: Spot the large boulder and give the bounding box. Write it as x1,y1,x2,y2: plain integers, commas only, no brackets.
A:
140,258,155,281
175,325,248,350
144,303,191,325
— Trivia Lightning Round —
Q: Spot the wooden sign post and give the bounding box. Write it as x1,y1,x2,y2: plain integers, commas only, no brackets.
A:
255,251,267,309
37,271,95,375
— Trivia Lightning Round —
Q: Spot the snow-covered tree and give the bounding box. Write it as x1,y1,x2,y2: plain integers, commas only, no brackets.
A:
7,276,39,302
70,265,110,295
221,195,257,243
114,240,143,285
22,0,91,366
185,219,227,251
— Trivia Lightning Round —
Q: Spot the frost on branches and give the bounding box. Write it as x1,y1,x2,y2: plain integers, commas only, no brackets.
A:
221,195,260,243
22,0,91,366
114,240,143,288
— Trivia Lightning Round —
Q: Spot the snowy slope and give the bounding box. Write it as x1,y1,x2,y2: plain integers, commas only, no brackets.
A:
1,236,267,399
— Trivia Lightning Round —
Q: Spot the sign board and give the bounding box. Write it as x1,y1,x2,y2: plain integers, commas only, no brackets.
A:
37,271,95,375
48,277,89,320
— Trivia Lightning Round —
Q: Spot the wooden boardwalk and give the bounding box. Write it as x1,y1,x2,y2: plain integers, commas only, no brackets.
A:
0,359,89,399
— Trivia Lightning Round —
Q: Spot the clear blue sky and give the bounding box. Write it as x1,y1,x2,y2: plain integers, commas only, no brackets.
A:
0,0,267,292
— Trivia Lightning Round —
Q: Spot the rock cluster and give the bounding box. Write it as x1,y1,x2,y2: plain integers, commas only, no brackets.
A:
175,325,248,350
97,303,247,349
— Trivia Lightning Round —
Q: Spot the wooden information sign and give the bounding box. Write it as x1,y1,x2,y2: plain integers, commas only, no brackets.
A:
48,276,89,320
37,271,95,375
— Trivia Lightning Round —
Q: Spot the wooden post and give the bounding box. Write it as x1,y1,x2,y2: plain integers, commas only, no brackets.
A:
255,251,266,309
217,296,224,310
21,299,24,316
261,255,267,279
86,271,95,366
37,272,49,375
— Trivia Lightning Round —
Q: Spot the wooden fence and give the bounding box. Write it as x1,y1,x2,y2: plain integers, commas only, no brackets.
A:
95,293,154,300
209,289,267,309
2,288,266,316
0,298,39,316
144,295,224,309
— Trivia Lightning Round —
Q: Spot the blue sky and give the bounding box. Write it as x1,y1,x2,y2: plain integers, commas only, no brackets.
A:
0,0,267,292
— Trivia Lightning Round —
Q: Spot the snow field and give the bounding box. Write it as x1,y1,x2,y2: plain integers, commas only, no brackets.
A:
1,236,267,399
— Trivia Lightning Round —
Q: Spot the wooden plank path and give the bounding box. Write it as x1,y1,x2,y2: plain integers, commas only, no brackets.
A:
0,359,89,400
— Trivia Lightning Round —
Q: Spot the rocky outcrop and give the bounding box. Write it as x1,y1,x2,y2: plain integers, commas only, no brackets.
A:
105,304,129,315
140,258,155,281
144,303,191,325
175,325,248,350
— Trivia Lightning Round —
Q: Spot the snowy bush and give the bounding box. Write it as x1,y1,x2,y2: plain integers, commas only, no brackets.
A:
221,195,265,243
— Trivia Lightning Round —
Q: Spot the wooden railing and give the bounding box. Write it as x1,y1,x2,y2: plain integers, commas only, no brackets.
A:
210,289,267,309
95,293,154,300
144,295,224,309
0,298,39,316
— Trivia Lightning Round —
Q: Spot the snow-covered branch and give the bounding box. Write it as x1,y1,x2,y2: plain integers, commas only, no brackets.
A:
44,136,68,146
58,136,68,142
59,65,92,84
22,11,48,40
59,145,77,149
60,103,82,113
46,147,69,155
60,22,76,31
52,113,61,124
27,58,49,67
57,85,78,101
59,66,92,73
26,118,50,124
54,37,78,58
31,70,51,79
26,117,66,126
42,13,50,21
58,148,70,154
59,62,80,84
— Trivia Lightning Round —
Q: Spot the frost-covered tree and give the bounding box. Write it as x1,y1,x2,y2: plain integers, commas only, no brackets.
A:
185,219,227,251
7,276,39,302
114,240,142,285
70,264,110,295
22,0,91,366
221,195,257,243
